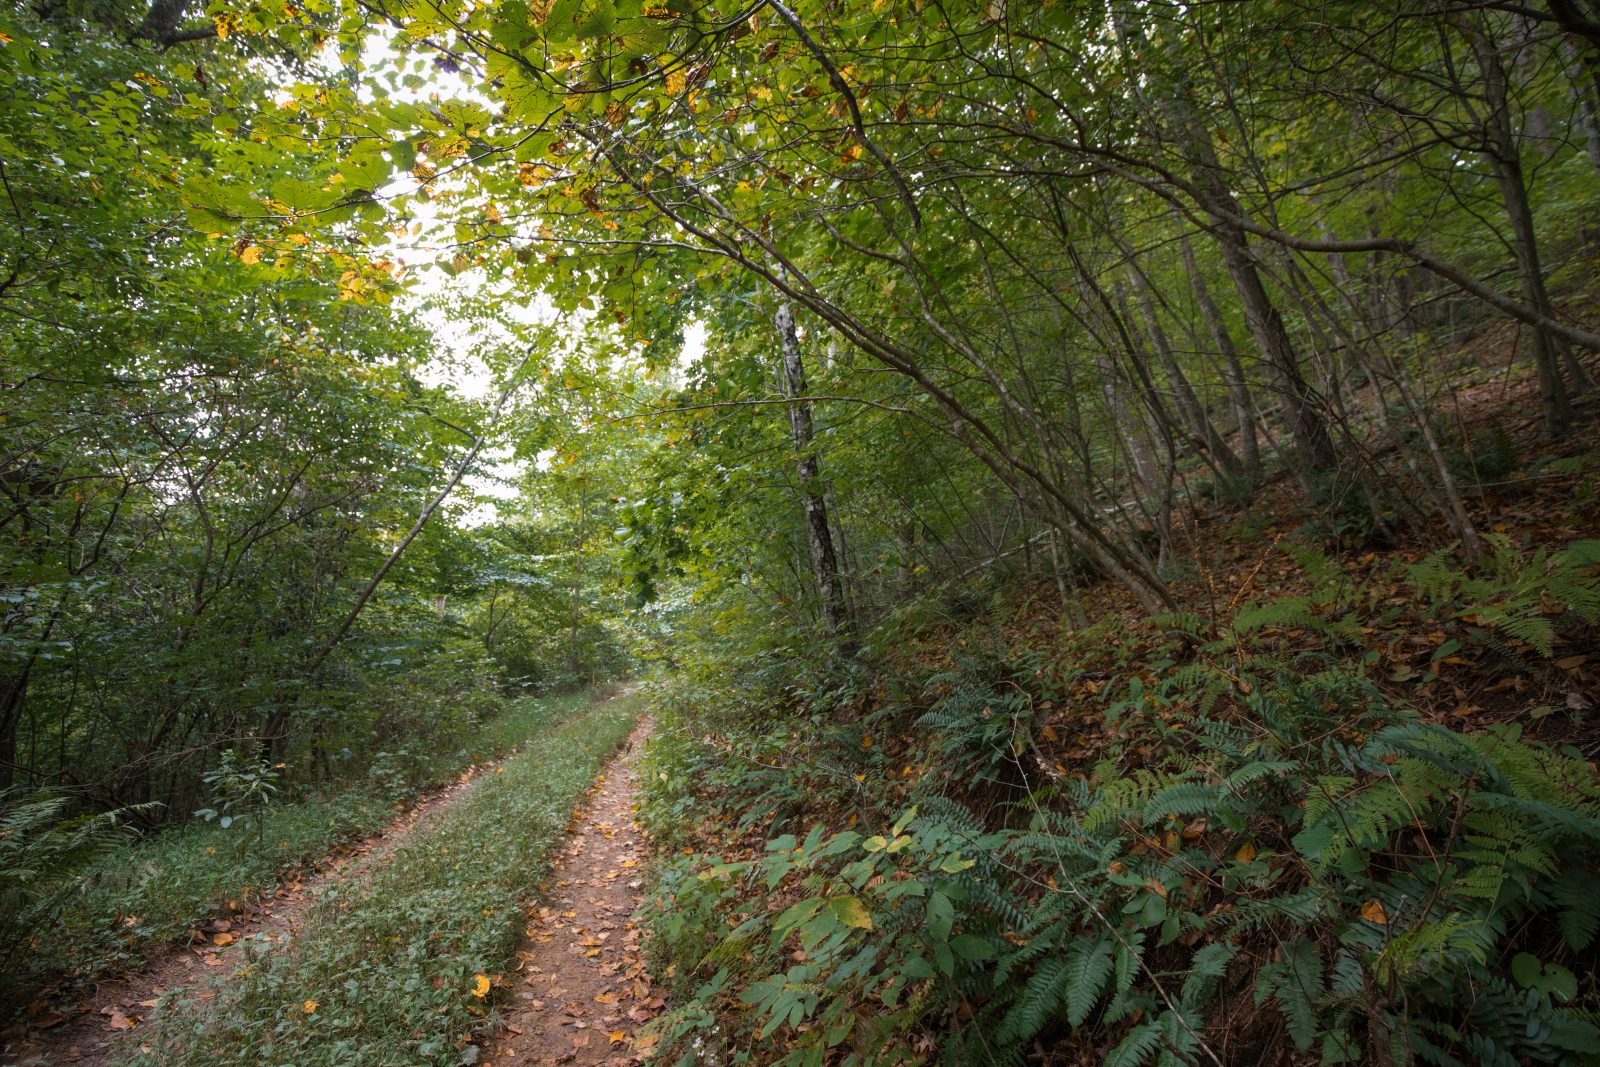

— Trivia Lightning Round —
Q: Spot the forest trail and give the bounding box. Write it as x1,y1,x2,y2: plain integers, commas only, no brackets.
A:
482,718,658,1067
13,745,554,1067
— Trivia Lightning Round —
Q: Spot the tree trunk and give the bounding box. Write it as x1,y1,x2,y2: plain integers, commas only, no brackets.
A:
1173,119,1338,471
776,304,851,639
1472,27,1590,432
569,477,587,682
0,673,24,791
1572,42,1600,174
1176,222,1260,475
1132,272,1242,474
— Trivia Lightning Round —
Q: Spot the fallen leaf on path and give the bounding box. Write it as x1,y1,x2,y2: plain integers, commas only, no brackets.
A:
29,1006,68,1029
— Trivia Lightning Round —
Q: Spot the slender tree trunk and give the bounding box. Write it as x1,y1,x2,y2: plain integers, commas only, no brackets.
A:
569,477,587,681
1176,223,1260,475
1557,33,1600,174
1132,273,1241,473
1172,117,1338,471
776,304,851,640
0,673,24,791
1473,27,1590,432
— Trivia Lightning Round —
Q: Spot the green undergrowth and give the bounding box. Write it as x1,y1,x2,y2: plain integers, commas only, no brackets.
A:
122,690,640,1067
2,691,592,1017
635,541,1600,1066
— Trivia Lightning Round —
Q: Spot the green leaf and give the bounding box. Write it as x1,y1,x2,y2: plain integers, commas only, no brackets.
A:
926,890,953,943
949,934,994,961
1065,934,1114,1026
1511,952,1541,988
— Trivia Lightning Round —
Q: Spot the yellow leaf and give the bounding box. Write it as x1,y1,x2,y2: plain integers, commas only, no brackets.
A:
607,1030,626,1044
828,895,873,930
212,932,235,946
237,244,263,265
1235,841,1257,863
303,999,317,1014
1361,899,1388,924
472,974,491,998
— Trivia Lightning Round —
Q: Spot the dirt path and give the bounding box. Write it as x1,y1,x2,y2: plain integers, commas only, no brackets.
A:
7,758,513,1067
482,718,660,1067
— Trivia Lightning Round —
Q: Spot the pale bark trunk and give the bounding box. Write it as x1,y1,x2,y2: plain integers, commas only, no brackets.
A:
1174,118,1337,470
1132,274,1241,473
776,304,851,638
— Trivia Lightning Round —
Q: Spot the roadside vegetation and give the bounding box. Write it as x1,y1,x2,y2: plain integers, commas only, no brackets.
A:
1,690,589,1014
128,692,640,1067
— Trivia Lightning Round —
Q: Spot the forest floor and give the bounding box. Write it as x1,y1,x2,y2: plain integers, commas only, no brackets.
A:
4,699,659,1067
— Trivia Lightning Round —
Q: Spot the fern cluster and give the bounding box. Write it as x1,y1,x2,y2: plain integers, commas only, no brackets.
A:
942,658,1600,1066
1407,536,1600,656
639,578,1600,1066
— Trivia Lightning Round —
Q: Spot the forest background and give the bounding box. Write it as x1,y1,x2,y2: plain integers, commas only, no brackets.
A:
4,0,1600,1064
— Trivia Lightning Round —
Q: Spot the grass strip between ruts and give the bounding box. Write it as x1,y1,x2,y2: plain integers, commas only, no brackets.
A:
9,692,595,1016
123,691,643,1067
11,692,595,1015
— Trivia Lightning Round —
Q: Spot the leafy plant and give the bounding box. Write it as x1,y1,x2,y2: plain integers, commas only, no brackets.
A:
195,749,281,847
0,789,150,973
643,615,1600,1066
1407,537,1600,656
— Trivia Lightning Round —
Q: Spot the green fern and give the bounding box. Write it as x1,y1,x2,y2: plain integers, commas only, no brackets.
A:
995,956,1068,1043
1063,932,1115,1027
1104,1017,1165,1067
1256,937,1325,1051
1406,537,1600,657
